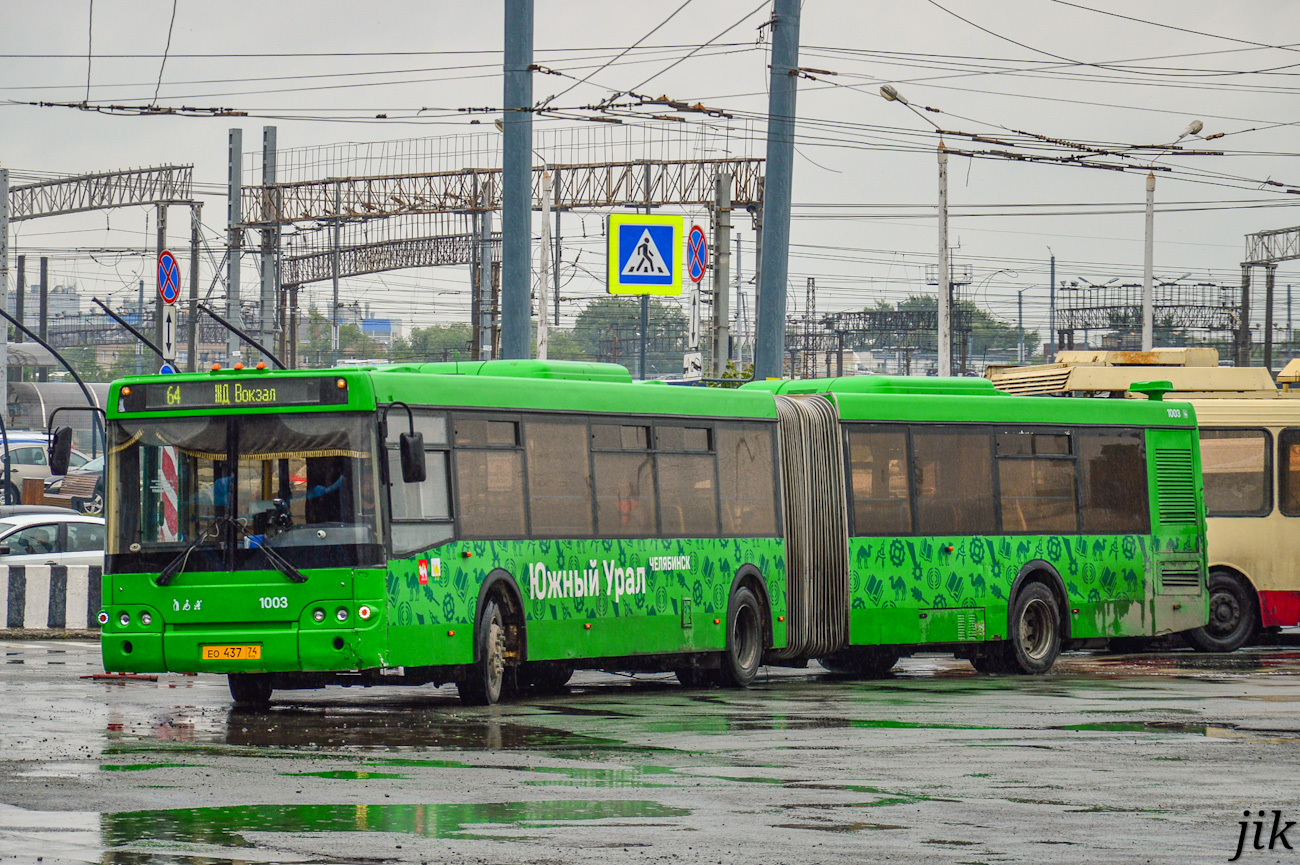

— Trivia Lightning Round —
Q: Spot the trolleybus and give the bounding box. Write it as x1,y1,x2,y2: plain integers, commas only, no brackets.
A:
96,360,1208,705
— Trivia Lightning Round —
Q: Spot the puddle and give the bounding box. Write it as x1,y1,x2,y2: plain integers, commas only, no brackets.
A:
223,710,634,751
280,770,408,780
774,821,906,832
102,800,692,846
1054,720,1297,738
100,763,194,772
1057,721,1211,734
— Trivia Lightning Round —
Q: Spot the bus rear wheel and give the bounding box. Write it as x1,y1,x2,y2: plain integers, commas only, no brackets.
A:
458,598,508,706
1007,582,1061,674
1187,571,1257,653
228,673,272,708
718,586,764,688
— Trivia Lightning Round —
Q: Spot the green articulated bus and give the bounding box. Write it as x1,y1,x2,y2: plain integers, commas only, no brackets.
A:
99,361,1208,706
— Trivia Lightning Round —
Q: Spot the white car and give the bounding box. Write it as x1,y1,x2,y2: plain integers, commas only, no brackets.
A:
0,512,105,567
1,434,91,504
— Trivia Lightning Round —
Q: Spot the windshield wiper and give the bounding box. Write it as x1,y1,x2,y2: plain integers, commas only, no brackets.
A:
155,521,223,587
233,521,309,584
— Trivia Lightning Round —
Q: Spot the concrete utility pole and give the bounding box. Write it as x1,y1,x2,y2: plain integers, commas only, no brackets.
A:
713,171,732,377
537,169,552,360
734,234,742,363
260,126,279,365
1048,251,1056,361
187,203,202,372
1239,265,1252,367
227,128,243,366
154,204,167,357
478,186,494,360
37,257,48,382
137,280,144,375
14,256,23,345
1017,288,1025,364
1265,264,1277,373
500,0,534,360
753,0,800,381
553,172,561,327
331,183,341,366
937,142,951,377
1142,171,1155,351
639,162,651,381
0,169,9,413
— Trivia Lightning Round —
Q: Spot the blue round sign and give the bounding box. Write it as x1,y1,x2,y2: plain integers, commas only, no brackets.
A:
158,362,177,375
687,226,708,284
157,250,180,304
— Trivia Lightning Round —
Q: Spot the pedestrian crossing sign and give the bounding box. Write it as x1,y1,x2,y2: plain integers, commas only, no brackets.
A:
607,212,684,296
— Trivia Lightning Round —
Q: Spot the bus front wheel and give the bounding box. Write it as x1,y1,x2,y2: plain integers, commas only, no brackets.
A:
1187,571,1257,653
459,597,508,706
1007,582,1061,674
718,586,764,688
228,673,272,708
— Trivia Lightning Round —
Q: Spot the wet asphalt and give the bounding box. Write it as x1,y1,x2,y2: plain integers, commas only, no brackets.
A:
1,640,1299,864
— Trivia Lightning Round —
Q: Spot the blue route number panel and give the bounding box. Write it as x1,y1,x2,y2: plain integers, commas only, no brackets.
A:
606,213,684,296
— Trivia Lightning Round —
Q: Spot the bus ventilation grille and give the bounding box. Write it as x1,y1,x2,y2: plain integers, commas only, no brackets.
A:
1158,563,1202,594
1153,448,1198,524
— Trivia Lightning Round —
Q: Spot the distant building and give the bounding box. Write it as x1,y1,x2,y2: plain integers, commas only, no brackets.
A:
361,318,401,347
7,283,82,327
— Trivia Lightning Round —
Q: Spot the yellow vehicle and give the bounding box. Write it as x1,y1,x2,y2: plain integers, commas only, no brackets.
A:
989,349,1300,651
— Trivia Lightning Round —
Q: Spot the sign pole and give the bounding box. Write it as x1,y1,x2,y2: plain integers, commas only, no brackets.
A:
639,163,651,380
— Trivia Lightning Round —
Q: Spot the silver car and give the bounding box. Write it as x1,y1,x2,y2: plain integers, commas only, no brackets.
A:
0,512,105,567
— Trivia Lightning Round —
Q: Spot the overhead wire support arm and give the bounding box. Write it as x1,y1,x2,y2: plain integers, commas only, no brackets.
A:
195,302,286,370
0,305,99,412
91,297,165,359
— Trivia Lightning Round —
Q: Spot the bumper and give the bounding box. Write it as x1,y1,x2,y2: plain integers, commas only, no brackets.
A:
1259,590,1300,629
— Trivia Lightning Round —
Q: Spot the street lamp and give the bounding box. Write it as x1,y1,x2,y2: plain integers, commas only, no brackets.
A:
881,85,952,376
1142,119,1203,351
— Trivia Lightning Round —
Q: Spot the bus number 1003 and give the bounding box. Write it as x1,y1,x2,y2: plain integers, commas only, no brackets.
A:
259,596,289,610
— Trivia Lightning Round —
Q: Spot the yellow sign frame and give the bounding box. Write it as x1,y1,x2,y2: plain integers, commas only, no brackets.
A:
606,212,685,296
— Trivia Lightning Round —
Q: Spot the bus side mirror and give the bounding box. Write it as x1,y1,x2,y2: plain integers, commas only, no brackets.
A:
399,432,426,484
49,426,74,476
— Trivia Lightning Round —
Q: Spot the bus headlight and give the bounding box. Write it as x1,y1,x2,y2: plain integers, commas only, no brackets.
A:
119,612,131,627
140,612,152,626
336,607,349,622
313,608,326,623
358,605,372,621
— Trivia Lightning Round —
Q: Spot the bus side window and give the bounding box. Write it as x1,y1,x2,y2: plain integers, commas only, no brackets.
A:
911,428,996,536
656,424,718,538
1280,429,1300,517
847,426,911,536
1077,430,1149,533
716,423,778,537
996,431,1077,534
525,418,593,538
453,415,525,539
1200,428,1272,517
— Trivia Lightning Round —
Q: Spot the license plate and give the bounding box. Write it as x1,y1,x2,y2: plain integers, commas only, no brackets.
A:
202,644,261,661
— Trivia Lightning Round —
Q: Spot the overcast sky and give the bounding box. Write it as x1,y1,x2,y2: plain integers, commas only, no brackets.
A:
2,0,1299,352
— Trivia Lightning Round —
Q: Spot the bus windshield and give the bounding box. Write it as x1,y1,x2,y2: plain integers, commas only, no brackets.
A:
107,412,382,573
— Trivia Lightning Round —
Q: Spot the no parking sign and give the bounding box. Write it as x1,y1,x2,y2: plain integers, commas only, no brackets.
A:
687,225,707,284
